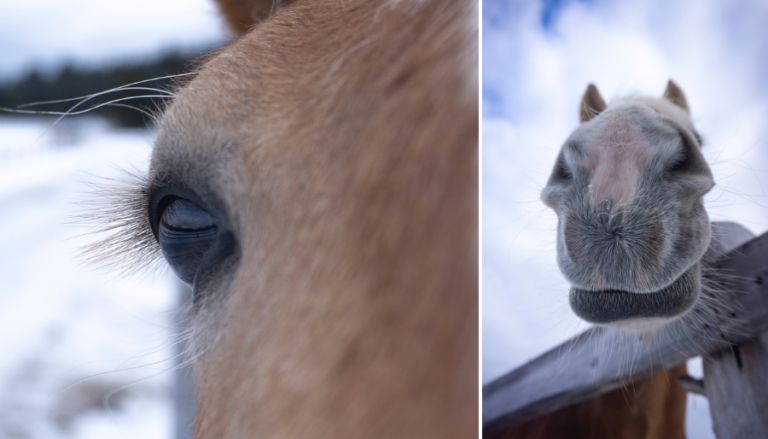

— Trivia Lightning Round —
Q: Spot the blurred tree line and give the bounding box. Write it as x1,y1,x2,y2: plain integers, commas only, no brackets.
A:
0,51,209,128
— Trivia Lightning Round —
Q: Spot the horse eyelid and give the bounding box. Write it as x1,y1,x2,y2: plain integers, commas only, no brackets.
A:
556,155,572,181
669,130,695,173
692,130,704,147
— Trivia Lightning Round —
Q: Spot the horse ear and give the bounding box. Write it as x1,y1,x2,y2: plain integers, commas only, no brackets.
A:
580,84,607,123
663,80,689,112
214,0,296,36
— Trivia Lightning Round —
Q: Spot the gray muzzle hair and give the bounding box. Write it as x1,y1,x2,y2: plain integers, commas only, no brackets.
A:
541,81,714,331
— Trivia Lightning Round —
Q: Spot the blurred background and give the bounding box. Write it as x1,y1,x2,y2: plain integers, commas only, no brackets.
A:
483,0,768,438
0,1,228,437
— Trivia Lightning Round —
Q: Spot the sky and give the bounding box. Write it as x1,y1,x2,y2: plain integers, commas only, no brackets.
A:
0,0,230,82
483,0,768,437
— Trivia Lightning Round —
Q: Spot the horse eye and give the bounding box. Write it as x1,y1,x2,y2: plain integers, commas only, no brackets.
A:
692,129,704,147
669,130,701,174
553,154,571,182
158,198,218,286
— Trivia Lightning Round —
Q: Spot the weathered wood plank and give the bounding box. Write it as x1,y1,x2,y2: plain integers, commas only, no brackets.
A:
483,222,768,433
705,333,768,438
701,221,768,438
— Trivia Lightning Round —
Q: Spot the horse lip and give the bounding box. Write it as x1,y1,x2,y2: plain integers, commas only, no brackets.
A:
569,262,701,324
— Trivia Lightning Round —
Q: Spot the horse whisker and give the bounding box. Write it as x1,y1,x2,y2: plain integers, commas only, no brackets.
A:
17,86,175,108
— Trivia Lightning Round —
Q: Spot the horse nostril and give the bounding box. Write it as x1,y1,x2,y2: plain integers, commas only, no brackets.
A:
563,205,667,291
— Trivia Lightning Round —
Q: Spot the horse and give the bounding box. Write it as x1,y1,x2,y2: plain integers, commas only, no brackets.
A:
544,80,713,333
86,0,478,437
490,81,711,438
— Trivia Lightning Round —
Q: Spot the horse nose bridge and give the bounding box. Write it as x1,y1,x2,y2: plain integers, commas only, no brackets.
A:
584,112,656,206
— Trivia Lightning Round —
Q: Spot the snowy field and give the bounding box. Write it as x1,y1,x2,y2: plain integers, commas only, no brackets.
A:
482,1,768,438
0,117,179,438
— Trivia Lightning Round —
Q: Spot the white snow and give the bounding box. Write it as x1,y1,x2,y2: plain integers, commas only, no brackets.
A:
483,1,768,438
0,117,178,438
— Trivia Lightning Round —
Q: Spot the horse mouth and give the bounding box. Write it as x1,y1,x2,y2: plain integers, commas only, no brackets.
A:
569,262,701,329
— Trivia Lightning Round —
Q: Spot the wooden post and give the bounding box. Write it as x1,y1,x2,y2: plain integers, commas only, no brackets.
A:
702,223,768,438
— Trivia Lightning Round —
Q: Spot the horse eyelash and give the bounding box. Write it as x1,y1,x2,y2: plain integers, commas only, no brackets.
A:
692,129,704,147
58,73,206,276
75,169,165,277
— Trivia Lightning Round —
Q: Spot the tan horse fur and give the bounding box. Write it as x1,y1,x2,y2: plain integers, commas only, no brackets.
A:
90,0,478,437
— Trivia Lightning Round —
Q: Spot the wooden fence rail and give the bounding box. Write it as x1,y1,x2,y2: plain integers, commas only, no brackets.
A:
483,222,768,438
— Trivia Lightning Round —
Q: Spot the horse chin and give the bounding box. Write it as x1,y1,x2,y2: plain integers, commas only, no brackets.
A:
568,262,701,333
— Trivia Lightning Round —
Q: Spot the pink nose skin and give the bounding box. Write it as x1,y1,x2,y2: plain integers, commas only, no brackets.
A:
591,269,609,289
591,263,654,292
583,111,655,207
